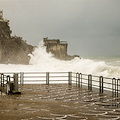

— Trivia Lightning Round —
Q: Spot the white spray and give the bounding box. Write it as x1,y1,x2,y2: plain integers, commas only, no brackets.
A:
0,41,120,78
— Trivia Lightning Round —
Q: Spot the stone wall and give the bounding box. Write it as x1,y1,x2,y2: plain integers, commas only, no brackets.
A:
43,37,68,59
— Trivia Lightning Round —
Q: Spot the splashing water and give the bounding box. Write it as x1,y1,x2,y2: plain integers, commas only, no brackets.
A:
0,41,120,78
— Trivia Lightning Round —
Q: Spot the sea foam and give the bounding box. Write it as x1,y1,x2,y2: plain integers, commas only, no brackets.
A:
0,41,120,78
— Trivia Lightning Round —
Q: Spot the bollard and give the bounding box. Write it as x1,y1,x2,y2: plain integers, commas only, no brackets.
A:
13,73,21,94
14,73,19,92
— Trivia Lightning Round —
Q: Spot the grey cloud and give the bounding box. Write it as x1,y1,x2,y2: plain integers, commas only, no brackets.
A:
0,0,120,57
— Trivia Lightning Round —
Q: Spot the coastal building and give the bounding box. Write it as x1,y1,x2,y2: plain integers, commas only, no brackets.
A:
43,37,79,60
43,37,68,59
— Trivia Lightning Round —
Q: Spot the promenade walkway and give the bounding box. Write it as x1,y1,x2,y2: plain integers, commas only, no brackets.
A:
0,84,120,120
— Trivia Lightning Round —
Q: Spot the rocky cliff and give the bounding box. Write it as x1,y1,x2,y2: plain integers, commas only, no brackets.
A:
0,11,34,64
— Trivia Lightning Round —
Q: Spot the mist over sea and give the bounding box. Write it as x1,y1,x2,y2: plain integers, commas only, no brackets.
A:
0,41,120,78
84,56,120,67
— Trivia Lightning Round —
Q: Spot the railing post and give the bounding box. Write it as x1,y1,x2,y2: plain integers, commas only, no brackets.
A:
14,73,19,92
118,79,120,97
76,73,79,87
6,75,10,82
1,73,4,88
112,78,117,97
0,73,2,86
6,75,11,94
3,73,4,88
1,73,2,87
46,72,49,85
20,72,24,85
99,76,104,94
117,79,119,97
112,78,119,97
78,73,80,88
68,72,72,85
88,74,92,91
78,73,82,88
80,73,82,88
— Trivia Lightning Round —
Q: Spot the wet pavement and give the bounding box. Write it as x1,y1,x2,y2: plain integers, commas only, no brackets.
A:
0,84,120,120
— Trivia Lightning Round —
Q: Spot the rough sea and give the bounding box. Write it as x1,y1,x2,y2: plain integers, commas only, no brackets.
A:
0,41,120,79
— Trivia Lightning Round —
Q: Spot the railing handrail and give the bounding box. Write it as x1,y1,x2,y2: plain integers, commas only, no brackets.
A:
0,72,120,97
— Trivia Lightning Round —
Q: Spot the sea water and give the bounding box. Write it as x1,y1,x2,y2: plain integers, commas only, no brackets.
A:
0,41,120,78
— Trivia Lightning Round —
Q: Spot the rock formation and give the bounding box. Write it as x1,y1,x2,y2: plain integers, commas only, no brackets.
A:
0,10,33,64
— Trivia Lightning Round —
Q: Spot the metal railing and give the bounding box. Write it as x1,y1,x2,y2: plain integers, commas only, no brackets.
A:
0,73,13,88
19,72,69,85
0,73,18,92
72,72,120,97
0,72,120,97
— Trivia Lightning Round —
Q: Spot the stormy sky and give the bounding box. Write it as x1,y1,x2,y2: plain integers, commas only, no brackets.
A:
0,0,120,57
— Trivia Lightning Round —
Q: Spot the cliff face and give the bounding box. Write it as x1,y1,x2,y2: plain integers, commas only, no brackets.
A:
0,37,33,64
0,11,34,64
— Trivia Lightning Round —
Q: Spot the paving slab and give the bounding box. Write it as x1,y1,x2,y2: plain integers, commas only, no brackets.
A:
0,84,120,120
